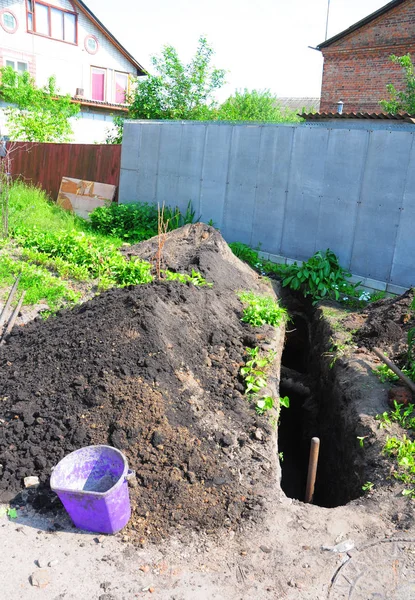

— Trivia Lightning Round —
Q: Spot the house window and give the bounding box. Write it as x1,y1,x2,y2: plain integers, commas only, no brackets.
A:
85,35,98,55
91,67,106,101
1,9,18,33
5,59,29,74
115,72,128,104
26,1,77,44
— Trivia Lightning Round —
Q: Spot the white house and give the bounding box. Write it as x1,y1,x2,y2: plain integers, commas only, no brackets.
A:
0,0,146,142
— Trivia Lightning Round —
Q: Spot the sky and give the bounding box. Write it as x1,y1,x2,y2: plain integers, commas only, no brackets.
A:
86,0,389,101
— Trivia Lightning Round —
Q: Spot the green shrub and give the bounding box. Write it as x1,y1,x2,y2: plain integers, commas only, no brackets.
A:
89,200,200,243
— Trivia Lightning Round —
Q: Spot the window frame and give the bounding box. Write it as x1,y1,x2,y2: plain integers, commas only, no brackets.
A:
0,9,19,34
26,0,78,46
84,34,99,55
4,58,29,74
114,71,129,104
91,67,107,102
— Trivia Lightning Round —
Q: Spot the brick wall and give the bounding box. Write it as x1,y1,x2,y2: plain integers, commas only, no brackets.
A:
320,0,415,113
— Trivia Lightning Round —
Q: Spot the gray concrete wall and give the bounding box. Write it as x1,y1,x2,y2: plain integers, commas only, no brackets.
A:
119,121,415,290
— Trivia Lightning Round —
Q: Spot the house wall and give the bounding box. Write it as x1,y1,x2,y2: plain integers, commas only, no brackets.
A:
119,120,415,292
0,0,136,102
320,0,415,113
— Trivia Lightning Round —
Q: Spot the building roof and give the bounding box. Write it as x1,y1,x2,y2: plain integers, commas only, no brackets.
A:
317,0,406,50
71,97,129,112
73,0,146,75
277,97,320,112
300,111,415,122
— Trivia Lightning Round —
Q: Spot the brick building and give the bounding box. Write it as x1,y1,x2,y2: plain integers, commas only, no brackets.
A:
317,0,415,113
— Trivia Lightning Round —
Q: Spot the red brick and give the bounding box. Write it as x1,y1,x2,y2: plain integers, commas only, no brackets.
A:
320,0,415,113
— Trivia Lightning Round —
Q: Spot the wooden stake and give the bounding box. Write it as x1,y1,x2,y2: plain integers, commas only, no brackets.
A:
373,347,415,395
0,275,20,333
305,437,320,504
0,290,25,345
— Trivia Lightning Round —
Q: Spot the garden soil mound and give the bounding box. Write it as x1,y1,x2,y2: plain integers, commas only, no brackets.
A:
0,224,282,541
354,288,415,361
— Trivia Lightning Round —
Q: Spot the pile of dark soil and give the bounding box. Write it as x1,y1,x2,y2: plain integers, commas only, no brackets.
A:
0,224,283,541
354,288,415,363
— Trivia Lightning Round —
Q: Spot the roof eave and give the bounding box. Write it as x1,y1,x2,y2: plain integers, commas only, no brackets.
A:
316,0,406,50
72,0,147,75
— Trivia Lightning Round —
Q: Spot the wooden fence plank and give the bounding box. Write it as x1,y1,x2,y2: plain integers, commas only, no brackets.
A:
6,142,121,202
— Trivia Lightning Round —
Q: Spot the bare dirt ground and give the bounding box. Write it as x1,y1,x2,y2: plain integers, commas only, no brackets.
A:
1,225,414,599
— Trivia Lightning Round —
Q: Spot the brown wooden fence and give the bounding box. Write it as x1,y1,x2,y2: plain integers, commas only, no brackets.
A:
6,142,121,201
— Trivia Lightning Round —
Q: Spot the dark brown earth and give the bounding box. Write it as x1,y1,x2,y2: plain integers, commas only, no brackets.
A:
354,288,415,360
0,224,283,542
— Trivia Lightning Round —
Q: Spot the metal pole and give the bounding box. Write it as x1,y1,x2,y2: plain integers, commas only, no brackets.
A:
305,437,320,503
325,0,331,40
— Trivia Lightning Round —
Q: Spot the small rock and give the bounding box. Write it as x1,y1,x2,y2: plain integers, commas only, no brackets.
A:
126,472,138,488
48,559,59,567
30,569,50,588
36,559,48,569
94,535,105,544
139,565,150,573
253,429,263,441
100,582,111,591
220,432,234,447
24,476,40,489
187,471,196,484
260,545,272,553
151,430,165,448
240,551,247,556
322,539,355,553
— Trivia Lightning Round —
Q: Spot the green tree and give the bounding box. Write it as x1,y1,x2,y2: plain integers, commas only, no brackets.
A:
129,36,226,120
0,67,79,142
380,54,415,114
106,36,225,143
216,88,302,123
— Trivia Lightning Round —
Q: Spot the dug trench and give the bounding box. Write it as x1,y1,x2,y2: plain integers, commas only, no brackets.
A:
278,304,367,508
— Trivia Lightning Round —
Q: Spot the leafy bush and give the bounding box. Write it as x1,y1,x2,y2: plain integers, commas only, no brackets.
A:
238,291,287,327
89,200,200,243
277,249,357,303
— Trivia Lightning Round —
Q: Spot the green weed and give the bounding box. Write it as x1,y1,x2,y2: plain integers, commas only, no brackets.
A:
383,435,415,497
238,291,287,327
239,347,287,416
362,481,374,492
163,269,213,287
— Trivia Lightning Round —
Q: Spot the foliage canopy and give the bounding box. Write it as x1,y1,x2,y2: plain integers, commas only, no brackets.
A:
216,89,302,123
0,66,79,142
380,54,415,114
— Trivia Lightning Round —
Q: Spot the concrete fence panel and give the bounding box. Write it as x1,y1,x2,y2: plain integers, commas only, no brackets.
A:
120,121,415,290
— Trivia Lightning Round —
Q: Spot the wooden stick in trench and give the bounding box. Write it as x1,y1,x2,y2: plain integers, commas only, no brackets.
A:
305,437,320,504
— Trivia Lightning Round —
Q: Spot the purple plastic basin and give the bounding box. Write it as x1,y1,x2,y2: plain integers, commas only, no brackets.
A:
50,445,131,534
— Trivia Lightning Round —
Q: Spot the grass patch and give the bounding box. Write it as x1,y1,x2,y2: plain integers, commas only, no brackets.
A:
0,249,80,309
